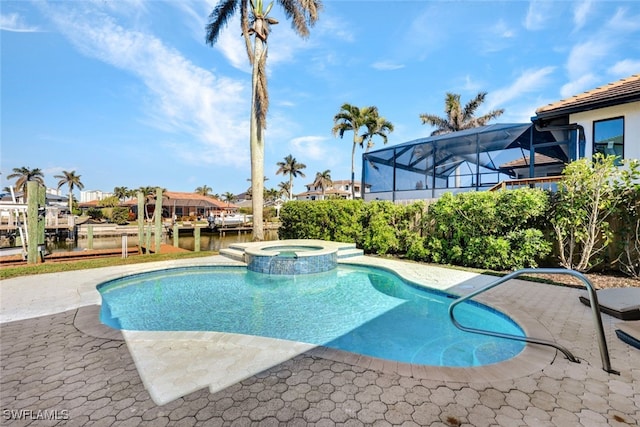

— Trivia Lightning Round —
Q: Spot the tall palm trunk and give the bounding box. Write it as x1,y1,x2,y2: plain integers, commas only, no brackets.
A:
67,187,73,215
288,175,293,200
250,38,265,241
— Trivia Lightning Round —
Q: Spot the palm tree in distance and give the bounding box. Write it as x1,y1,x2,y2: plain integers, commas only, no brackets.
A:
7,167,45,201
206,0,321,241
276,154,306,200
113,186,129,203
222,191,236,207
54,170,84,215
195,185,213,197
333,104,392,199
277,181,291,200
137,186,166,220
364,111,394,152
264,187,279,203
313,169,332,200
419,92,504,136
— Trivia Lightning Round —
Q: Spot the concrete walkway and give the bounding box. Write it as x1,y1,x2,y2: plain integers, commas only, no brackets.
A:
1,255,638,426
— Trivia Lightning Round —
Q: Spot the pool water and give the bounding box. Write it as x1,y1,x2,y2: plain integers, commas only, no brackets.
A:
98,265,524,367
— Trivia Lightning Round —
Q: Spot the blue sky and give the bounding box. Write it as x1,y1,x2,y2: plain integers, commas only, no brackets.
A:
2,1,640,198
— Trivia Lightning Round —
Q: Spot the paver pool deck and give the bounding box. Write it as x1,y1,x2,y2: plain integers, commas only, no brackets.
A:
1,253,638,426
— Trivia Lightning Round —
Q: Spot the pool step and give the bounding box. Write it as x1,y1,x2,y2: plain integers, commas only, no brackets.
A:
336,247,364,259
219,247,245,262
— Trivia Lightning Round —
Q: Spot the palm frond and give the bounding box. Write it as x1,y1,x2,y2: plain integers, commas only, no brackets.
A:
205,0,240,46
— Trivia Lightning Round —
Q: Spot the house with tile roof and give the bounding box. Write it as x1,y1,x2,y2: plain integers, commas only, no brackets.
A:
533,73,640,163
80,191,237,220
295,180,365,201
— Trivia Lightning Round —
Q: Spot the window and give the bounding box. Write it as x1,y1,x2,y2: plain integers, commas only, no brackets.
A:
593,117,624,164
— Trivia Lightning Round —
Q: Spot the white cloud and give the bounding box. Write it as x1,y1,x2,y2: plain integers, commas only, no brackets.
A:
371,61,404,71
524,0,553,31
315,14,355,43
560,73,598,98
606,7,640,32
0,13,39,32
561,6,640,97
493,19,515,38
215,15,252,72
480,20,516,54
43,3,250,166
608,59,640,77
565,39,610,80
461,75,482,92
290,136,331,161
485,67,556,111
573,0,593,30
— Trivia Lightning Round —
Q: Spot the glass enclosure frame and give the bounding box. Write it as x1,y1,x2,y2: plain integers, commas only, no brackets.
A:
362,123,574,201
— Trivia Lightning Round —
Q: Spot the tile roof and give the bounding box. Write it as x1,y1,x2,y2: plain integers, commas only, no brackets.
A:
499,153,564,169
535,74,640,118
82,191,236,209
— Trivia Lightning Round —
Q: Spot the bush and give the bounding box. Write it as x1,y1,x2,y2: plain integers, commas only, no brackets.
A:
278,200,364,242
611,159,640,277
86,207,103,220
111,207,130,225
278,191,551,271
279,200,428,256
550,154,622,272
425,188,551,270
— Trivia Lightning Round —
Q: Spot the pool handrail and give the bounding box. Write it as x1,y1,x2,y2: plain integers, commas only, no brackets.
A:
448,268,619,374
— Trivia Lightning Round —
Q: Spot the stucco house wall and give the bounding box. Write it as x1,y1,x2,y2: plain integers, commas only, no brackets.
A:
570,100,640,159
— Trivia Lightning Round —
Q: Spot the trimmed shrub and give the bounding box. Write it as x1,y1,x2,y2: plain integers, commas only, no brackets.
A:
278,200,365,242
86,207,103,220
278,190,551,271
425,188,551,270
111,207,130,225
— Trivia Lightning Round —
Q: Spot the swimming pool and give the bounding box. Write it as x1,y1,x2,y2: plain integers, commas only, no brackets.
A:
97,265,524,367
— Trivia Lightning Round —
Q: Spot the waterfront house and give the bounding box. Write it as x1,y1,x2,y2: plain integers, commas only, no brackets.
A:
295,180,365,201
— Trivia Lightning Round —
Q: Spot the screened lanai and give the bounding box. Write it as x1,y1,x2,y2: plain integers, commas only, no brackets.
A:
362,123,581,201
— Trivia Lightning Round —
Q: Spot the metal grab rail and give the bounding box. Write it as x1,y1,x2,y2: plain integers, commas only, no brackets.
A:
448,268,619,374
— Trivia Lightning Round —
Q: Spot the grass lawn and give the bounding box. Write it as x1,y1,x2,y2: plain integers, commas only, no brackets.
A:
0,250,217,280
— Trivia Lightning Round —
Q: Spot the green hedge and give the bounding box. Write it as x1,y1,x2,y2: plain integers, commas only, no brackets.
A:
278,200,365,243
279,188,552,271
425,189,551,270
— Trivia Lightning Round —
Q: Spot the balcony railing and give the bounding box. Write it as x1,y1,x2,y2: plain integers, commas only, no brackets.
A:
488,176,563,192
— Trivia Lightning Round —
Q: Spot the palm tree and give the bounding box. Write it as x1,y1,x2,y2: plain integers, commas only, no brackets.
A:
195,185,213,197
113,186,129,202
54,170,84,214
364,112,394,152
264,187,279,203
332,104,387,199
419,92,504,136
137,186,164,220
7,166,45,201
313,169,332,199
222,191,237,207
206,0,321,241
277,181,291,199
275,154,306,200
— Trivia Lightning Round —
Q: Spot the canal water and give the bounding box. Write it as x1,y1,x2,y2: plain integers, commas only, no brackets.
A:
46,229,280,253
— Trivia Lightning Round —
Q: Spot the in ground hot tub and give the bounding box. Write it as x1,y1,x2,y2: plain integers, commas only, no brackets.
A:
245,243,338,275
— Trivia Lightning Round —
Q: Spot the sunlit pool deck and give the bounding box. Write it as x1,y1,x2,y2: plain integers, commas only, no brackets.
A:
1,248,638,425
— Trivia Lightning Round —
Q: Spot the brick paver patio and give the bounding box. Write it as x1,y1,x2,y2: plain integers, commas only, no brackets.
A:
1,255,638,426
